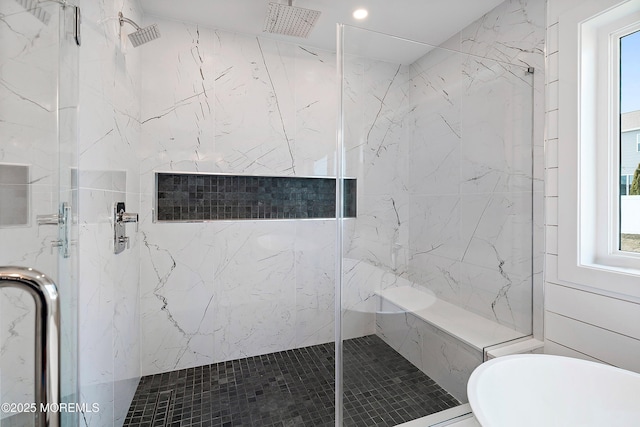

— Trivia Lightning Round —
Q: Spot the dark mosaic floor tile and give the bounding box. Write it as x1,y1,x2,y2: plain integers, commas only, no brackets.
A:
124,335,460,427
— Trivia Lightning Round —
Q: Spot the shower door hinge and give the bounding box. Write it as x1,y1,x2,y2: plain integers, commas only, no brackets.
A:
36,202,72,258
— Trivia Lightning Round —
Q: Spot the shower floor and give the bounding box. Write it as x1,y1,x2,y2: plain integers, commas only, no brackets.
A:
123,335,460,427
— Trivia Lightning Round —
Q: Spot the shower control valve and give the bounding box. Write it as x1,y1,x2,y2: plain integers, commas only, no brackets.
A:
113,202,138,254
117,209,139,232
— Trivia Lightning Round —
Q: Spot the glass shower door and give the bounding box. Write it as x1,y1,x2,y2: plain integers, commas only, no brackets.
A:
337,24,534,426
0,0,79,425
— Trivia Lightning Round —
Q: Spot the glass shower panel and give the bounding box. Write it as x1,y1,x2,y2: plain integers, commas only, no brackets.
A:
338,24,533,426
58,3,80,425
0,0,79,425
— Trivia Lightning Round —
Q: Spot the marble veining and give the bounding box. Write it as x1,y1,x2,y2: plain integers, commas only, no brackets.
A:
77,0,143,425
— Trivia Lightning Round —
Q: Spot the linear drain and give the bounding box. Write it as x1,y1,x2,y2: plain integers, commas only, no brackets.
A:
151,390,174,427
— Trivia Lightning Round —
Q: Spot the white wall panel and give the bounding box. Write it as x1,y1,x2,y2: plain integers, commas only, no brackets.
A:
544,340,607,363
546,284,640,340
545,0,640,372
545,311,640,372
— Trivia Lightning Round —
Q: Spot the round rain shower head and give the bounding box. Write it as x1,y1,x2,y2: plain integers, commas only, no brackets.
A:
118,12,161,47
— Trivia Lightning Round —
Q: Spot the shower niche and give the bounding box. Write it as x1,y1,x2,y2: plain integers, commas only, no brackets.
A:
154,172,356,221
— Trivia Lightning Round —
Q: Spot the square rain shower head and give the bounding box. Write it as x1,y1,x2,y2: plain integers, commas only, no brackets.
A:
13,0,51,25
263,2,321,38
127,24,160,47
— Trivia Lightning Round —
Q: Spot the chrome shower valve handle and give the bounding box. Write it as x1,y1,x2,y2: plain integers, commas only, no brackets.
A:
113,202,138,254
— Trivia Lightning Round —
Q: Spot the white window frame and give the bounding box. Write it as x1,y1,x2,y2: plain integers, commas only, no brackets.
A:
557,0,640,300
637,133,640,152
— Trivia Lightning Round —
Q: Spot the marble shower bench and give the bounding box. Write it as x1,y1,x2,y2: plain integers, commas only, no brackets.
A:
375,286,525,402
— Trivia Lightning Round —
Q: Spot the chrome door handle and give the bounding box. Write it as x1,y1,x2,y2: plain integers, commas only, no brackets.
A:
0,266,60,427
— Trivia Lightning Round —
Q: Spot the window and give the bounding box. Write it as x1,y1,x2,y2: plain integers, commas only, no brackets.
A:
620,29,640,252
557,0,640,299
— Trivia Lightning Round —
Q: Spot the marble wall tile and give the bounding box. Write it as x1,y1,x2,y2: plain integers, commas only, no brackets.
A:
340,56,414,339
458,0,545,340
346,194,410,272
0,288,36,407
459,193,532,278
457,261,532,331
399,0,543,337
136,0,544,385
139,25,344,375
213,32,297,175
139,18,216,176
212,221,297,362
78,221,117,427
341,258,412,340
77,0,142,424
460,0,545,67
459,58,534,195
416,316,481,403
409,195,461,261
375,301,424,370
294,47,337,176
139,223,215,375
408,48,463,196
294,221,336,347
376,298,482,403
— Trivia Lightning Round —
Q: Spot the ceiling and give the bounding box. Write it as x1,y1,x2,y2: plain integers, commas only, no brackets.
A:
139,0,506,63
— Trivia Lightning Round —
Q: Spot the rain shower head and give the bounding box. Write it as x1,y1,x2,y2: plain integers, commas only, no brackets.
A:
13,0,51,25
263,1,321,38
118,12,160,47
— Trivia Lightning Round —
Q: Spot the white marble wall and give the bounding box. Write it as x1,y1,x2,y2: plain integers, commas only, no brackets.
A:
138,0,545,377
354,0,546,398
339,52,414,339
376,298,480,403
139,19,338,375
341,0,544,338
77,0,142,425
0,0,62,414
405,0,545,334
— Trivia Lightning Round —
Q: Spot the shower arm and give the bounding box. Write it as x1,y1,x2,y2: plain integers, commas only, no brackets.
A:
118,11,141,30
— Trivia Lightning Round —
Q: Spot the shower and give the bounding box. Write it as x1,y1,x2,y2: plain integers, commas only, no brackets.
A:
0,0,540,426
118,11,160,47
13,0,51,24
263,0,321,38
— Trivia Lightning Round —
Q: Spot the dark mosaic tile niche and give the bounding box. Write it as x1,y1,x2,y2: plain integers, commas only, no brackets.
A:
156,173,357,221
124,335,459,427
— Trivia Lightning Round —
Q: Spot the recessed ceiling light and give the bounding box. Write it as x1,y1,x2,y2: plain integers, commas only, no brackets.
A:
353,9,368,20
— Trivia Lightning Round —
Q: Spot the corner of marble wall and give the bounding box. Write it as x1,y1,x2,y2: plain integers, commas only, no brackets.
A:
402,0,545,335
78,0,143,424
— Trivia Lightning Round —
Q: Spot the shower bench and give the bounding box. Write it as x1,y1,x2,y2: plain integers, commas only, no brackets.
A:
374,286,525,402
